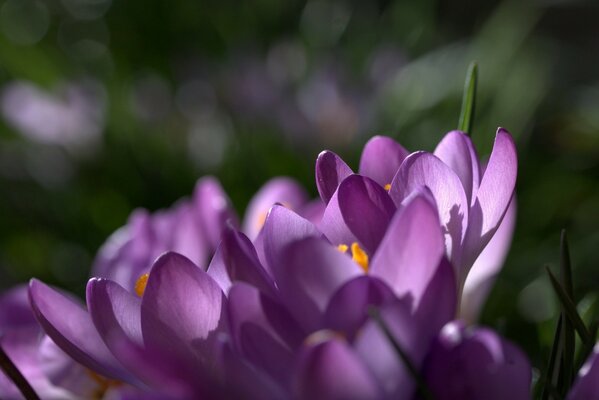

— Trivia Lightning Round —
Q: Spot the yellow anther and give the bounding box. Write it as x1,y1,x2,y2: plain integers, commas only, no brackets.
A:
384,183,391,191
351,242,369,273
256,212,267,229
134,273,149,297
337,244,349,253
304,330,346,346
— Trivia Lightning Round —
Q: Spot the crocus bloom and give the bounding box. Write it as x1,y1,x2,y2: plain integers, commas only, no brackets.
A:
93,176,315,293
315,129,517,318
0,285,133,399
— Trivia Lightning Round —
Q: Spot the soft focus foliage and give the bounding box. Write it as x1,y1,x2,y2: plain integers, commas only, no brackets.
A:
0,0,598,388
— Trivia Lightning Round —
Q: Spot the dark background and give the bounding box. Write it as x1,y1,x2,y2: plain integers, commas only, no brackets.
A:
0,0,598,373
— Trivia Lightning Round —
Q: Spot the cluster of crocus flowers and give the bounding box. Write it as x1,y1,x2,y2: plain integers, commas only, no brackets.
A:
3,128,598,399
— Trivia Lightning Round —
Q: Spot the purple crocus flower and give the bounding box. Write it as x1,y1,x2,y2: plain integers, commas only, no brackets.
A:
315,129,517,318
93,176,313,293
423,321,531,400
0,285,135,399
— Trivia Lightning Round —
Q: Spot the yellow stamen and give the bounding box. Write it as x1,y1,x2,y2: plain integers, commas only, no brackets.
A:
337,244,349,253
256,212,267,229
351,242,369,273
304,329,346,346
134,273,149,297
384,183,391,191
86,370,122,399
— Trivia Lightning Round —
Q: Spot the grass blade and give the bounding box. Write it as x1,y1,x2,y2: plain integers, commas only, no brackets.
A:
457,61,478,135
546,267,592,345
559,230,575,390
539,315,564,400
0,344,41,400
368,307,435,400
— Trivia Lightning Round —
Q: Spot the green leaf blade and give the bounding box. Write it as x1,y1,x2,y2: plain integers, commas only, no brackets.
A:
457,61,478,135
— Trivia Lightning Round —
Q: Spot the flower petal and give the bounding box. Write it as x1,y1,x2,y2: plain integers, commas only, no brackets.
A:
220,226,277,298
295,339,382,400
277,237,363,332
243,177,309,240
141,252,227,361
323,174,396,254
315,150,353,204
370,193,446,306
423,321,531,400
324,276,395,340
390,151,469,269
434,130,481,206
461,197,516,323
28,279,131,381
463,128,517,267
263,205,320,279
358,135,409,187
194,176,238,250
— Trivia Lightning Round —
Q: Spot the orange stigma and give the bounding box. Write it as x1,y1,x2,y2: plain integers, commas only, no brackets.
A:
134,274,149,297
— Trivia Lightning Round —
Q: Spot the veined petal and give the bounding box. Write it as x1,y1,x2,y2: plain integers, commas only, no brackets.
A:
331,175,396,255
243,177,309,240
141,252,227,361
370,194,446,306
390,151,469,269
461,197,516,323
277,237,362,332
315,150,353,204
295,339,382,400
434,130,480,206
359,135,409,188
423,322,531,400
463,128,517,267
263,205,320,280
28,279,132,382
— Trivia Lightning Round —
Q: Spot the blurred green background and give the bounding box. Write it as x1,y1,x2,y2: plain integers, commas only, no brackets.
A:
0,0,598,375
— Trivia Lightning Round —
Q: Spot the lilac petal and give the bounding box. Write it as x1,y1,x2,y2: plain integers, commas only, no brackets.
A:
390,151,469,268
28,279,131,381
220,227,277,298
415,257,457,337
194,176,238,250
228,285,303,381
0,285,37,328
338,175,396,254
298,199,326,226
319,187,359,250
206,244,231,293
353,298,424,398
141,252,227,360
217,340,287,400
461,197,516,323
370,194,446,306
358,135,409,187
424,322,531,400
324,276,395,340
295,339,382,400
92,209,154,290
86,278,142,345
463,128,518,267
434,130,481,206
568,344,599,400
169,202,208,268
315,150,353,204
277,238,363,332
243,177,309,240
263,205,320,278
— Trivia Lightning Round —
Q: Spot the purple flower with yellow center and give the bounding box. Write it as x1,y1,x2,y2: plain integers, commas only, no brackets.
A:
315,129,517,320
